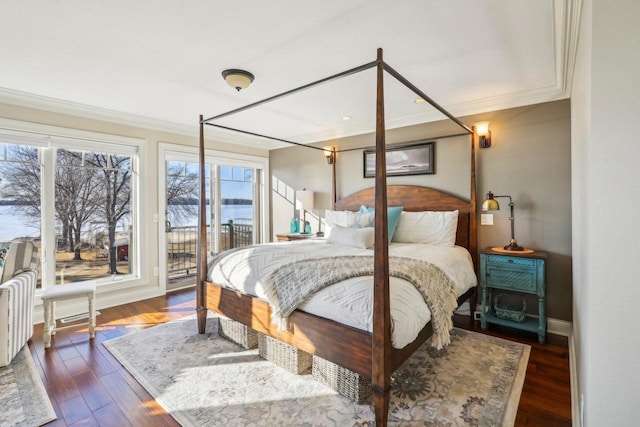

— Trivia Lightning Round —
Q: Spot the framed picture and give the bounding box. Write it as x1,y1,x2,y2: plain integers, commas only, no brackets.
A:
363,140,435,178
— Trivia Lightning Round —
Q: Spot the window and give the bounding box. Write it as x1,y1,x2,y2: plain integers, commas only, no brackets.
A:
0,126,142,291
54,148,135,284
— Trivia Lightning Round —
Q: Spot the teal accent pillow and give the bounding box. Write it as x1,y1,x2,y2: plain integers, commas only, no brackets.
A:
358,205,404,243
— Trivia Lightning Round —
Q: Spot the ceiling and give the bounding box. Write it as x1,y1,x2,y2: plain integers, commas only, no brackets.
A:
0,1,580,149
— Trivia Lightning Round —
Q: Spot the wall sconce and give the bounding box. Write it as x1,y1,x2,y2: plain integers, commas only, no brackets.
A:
221,69,255,91
475,121,491,148
482,191,524,251
323,146,336,164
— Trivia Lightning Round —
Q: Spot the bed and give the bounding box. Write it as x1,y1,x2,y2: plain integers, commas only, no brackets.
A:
197,49,478,426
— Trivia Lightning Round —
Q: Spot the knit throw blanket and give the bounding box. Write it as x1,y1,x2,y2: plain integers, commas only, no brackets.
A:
262,256,458,349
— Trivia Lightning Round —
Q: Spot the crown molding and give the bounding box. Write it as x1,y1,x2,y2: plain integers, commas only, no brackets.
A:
0,86,196,136
0,86,278,149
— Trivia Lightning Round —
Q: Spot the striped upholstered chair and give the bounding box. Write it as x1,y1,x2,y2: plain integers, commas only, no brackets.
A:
0,240,39,367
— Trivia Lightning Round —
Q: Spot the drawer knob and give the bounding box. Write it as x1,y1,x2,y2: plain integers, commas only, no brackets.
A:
508,259,514,263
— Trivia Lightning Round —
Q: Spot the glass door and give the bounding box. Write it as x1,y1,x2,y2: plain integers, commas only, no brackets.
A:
219,165,258,252
161,151,264,291
165,159,207,289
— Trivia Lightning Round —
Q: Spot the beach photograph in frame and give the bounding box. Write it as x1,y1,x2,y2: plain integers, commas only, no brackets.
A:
363,140,435,178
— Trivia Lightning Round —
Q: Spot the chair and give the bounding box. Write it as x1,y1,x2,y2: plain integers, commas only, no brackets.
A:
0,240,38,367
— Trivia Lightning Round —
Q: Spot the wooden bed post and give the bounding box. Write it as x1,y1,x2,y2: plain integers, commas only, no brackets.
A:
331,146,337,209
469,129,478,314
196,115,207,334
372,47,391,427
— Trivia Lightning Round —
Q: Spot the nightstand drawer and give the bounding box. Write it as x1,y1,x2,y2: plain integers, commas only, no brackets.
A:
486,254,536,268
485,266,537,292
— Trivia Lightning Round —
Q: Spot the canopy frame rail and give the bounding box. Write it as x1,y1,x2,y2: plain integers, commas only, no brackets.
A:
200,58,474,149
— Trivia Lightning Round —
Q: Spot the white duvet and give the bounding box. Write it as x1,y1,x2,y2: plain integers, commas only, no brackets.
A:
207,240,477,349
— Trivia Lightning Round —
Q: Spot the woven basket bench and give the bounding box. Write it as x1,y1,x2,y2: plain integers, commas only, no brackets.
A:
312,355,372,403
217,317,258,349
257,333,312,374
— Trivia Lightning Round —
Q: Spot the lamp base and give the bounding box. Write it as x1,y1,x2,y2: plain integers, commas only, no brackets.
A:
503,239,524,251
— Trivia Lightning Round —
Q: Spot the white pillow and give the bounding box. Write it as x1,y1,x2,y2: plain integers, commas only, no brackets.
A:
326,225,375,249
324,210,350,227
324,210,349,237
324,210,375,236
345,211,375,228
392,210,459,246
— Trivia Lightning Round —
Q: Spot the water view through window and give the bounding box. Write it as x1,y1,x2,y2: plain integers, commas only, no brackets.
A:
0,141,138,287
165,162,255,284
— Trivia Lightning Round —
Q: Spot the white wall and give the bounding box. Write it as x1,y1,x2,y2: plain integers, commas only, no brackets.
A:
572,0,640,425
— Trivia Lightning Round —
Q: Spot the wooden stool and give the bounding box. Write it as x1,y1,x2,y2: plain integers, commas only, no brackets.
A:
42,282,96,349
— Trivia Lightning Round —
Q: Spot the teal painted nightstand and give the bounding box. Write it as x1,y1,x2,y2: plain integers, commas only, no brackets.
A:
480,247,548,344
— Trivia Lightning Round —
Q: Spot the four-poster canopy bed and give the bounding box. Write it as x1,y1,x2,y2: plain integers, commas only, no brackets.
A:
197,48,478,426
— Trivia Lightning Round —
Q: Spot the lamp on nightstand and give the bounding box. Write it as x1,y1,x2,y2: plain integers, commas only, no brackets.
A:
482,191,524,251
295,190,314,234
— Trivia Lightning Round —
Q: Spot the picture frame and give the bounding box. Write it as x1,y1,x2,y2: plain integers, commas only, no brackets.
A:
363,140,435,178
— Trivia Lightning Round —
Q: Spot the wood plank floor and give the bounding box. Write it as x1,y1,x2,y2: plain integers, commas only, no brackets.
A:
29,288,571,426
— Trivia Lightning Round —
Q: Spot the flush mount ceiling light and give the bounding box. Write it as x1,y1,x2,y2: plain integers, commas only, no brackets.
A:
221,69,255,91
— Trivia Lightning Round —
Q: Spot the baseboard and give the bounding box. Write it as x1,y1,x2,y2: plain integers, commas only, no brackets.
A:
569,329,581,427
32,285,165,324
547,317,572,337
471,304,573,338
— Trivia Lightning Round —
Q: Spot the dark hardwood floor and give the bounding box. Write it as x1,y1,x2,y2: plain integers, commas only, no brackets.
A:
30,288,571,426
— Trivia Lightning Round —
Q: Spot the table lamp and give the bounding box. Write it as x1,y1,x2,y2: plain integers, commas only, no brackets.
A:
482,191,524,251
295,190,314,234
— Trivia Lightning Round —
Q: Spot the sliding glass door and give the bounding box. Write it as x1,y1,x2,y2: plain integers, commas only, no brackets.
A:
160,146,266,290
219,165,257,252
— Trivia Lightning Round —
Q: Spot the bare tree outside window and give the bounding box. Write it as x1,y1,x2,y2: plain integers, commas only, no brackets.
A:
166,161,199,229
0,144,41,220
83,152,132,274
56,150,102,260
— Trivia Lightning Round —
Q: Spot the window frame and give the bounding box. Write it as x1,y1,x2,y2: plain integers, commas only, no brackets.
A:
0,118,148,295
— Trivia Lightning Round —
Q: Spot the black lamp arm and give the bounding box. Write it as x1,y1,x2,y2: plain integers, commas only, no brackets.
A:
492,195,516,242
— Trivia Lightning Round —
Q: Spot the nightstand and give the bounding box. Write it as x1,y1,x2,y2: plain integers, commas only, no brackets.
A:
480,247,548,344
276,233,319,242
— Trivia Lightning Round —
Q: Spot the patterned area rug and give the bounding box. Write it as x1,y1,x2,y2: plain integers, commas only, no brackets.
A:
0,347,57,427
104,316,530,426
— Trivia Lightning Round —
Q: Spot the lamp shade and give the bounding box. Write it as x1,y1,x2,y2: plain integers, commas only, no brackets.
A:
481,191,500,211
475,121,490,136
296,190,314,211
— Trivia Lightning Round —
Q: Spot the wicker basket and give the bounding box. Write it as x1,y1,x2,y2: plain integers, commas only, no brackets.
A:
494,293,527,322
312,355,372,403
218,318,258,349
258,333,312,374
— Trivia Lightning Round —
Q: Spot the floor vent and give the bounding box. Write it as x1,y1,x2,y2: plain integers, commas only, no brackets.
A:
59,311,101,324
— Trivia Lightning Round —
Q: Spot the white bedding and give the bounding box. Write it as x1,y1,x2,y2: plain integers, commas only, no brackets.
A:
207,240,477,348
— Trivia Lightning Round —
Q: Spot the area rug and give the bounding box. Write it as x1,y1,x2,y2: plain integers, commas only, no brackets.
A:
0,347,57,427
104,315,530,426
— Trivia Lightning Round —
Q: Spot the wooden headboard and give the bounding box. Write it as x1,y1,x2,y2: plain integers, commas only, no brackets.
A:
333,185,472,250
